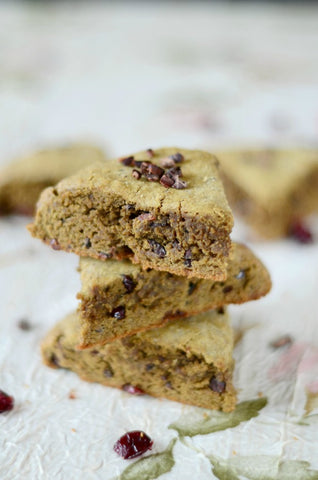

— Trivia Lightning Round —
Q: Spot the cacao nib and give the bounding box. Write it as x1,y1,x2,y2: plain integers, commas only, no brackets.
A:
184,249,192,268
113,430,153,459
166,166,182,178
0,390,14,413
160,174,174,188
84,237,91,249
103,366,114,378
172,239,182,251
134,160,143,168
160,156,176,168
173,177,187,189
122,275,136,293
50,353,60,367
223,285,233,294
209,376,226,393
145,363,155,371
98,252,112,260
132,169,141,180
170,152,184,163
188,282,197,295
145,163,165,182
119,156,135,166
148,239,166,258
17,319,33,331
111,306,126,320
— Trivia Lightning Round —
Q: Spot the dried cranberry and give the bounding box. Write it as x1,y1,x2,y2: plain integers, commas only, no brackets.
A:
122,275,136,293
113,430,153,459
209,377,226,393
0,390,14,413
50,239,61,251
122,384,145,395
289,220,313,244
111,306,126,320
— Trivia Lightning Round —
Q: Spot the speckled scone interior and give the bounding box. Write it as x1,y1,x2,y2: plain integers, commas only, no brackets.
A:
0,143,105,215
29,147,234,280
42,309,236,412
218,148,318,238
77,242,271,348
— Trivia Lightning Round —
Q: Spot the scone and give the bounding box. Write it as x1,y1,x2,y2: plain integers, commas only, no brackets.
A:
29,147,234,280
218,148,318,238
0,143,106,215
42,309,236,412
77,242,271,348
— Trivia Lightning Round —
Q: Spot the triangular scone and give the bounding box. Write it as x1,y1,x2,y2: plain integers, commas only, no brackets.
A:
77,242,271,348
0,143,105,215
218,148,318,238
42,309,236,412
29,148,234,280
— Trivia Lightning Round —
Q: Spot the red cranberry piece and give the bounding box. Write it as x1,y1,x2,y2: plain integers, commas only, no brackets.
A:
289,220,313,244
0,390,14,413
50,239,61,250
113,430,153,459
122,384,145,395
209,377,226,393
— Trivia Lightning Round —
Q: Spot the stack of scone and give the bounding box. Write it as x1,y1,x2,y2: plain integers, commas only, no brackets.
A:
29,148,271,412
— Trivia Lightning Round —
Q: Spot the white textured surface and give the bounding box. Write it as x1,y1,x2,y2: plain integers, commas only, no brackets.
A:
1,3,318,479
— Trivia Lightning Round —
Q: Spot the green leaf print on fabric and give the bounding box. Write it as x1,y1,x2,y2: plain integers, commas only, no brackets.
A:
209,455,318,480
169,397,267,437
117,438,176,480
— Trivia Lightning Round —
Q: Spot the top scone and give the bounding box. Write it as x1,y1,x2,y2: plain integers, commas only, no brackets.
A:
29,148,234,280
